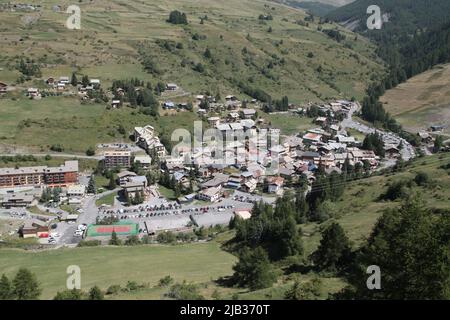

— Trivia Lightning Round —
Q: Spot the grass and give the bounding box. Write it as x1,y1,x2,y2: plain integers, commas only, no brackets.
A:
94,175,110,190
0,0,383,105
262,112,316,135
380,63,450,135
0,242,237,299
0,0,385,152
158,184,176,200
346,128,366,142
0,156,98,172
96,192,118,207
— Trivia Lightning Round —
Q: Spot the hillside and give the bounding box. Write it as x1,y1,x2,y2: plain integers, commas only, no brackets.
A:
327,0,450,35
0,0,385,153
0,0,383,103
380,64,450,136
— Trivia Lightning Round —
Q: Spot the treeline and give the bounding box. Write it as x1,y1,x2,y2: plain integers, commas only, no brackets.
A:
322,29,346,43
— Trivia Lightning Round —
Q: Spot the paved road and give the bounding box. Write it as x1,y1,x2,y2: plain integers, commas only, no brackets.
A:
0,153,103,161
341,102,416,167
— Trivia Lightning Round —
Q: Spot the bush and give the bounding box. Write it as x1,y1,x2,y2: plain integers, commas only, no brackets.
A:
86,147,96,156
158,275,174,287
125,281,139,292
414,172,431,186
77,240,101,247
382,180,409,201
106,285,121,295
166,281,204,300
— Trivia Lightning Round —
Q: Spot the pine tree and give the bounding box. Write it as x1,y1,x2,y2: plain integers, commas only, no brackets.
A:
108,175,116,190
0,274,13,300
109,230,121,246
70,72,78,87
232,247,276,290
12,268,41,300
87,176,97,194
311,222,352,272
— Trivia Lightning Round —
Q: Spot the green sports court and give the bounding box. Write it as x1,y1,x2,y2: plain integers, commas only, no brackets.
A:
86,222,139,238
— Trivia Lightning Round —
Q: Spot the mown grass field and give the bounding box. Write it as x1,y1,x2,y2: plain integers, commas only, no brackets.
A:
0,156,98,172
95,192,118,207
380,63,450,135
261,112,316,135
0,242,237,299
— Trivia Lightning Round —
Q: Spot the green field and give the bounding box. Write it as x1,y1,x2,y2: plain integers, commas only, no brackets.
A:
95,192,118,207
0,156,98,172
0,242,237,299
380,64,450,135
262,112,316,135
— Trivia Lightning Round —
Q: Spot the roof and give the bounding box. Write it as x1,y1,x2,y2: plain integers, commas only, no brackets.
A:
0,161,78,176
202,173,229,188
134,155,152,164
229,123,244,131
242,108,256,115
67,185,85,194
200,186,221,197
234,210,252,220
1,194,34,202
267,176,284,186
217,124,232,131
336,135,356,143
117,171,137,179
303,133,322,141
299,151,320,158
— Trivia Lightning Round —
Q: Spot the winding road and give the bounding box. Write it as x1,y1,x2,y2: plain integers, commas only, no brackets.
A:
341,102,416,167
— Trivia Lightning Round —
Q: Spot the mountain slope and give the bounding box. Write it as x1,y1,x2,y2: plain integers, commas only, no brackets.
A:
327,0,450,36
0,0,384,103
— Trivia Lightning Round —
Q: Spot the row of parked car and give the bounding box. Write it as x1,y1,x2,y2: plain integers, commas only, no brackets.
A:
232,195,259,204
100,203,182,215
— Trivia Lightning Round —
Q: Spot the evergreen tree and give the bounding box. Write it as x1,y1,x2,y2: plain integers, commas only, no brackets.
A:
108,175,117,190
232,247,277,290
12,268,41,300
311,222,352,273
70,72,78,87
109,230,121,246
0,274,13,300
87,176,97,194
338,194,450,299
81,75,90,87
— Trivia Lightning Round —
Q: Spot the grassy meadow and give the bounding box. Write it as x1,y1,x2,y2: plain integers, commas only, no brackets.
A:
381,63,450,136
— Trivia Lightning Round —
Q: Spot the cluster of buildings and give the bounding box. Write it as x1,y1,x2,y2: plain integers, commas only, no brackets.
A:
155,100,386,201
0,161,79,189
0,161,80,208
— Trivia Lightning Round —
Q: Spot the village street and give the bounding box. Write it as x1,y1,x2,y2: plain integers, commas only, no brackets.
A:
341,102,416,167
